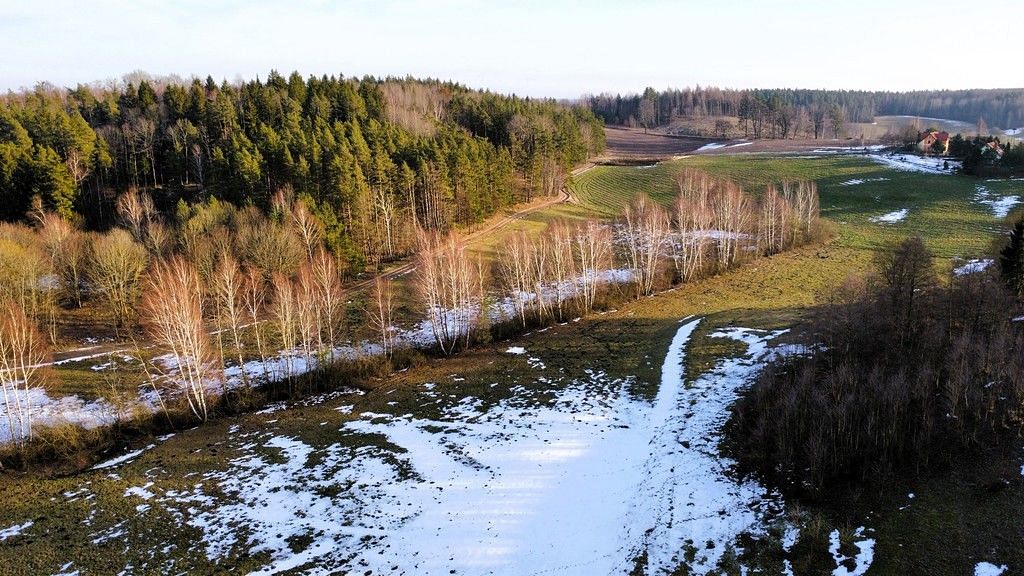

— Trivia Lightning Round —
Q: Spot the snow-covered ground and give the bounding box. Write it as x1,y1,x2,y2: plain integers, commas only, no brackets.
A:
829,527,875,576
869,209,909,223
954,259,993,276
0,388,121,445
697,142,727,151
975,185,1021,218
869,154,960,174
841,177,889,186
0,520,33,542
975,562,1008,576
131,318,802,575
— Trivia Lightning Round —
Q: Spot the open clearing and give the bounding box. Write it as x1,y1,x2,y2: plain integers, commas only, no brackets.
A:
2,142,1023,575
601,126,708,161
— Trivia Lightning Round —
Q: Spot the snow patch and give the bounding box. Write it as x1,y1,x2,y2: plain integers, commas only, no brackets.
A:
870,154,959,174
505,346,526,355
954,259,993,276
92,444,155,470
168,318,795,574
840,177,889,186
829,527,875,576
975,185,1021,218
0,520,33,541
869,209,909,223
697,142,727,151
975,562,1008,576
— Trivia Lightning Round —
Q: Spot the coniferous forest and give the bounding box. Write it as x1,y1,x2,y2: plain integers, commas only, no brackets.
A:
0,72,605,270
587,87,1024,133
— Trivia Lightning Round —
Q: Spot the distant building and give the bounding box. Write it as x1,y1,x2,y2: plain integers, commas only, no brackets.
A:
982,140,1004,160
917,130,950,154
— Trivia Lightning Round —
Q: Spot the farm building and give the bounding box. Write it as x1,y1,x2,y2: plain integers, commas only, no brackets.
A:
917,130,950,154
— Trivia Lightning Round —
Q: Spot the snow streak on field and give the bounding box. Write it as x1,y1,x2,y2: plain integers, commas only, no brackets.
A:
975,185,1021,218
869,209,909,224
138,318,793,575
869,154,960,174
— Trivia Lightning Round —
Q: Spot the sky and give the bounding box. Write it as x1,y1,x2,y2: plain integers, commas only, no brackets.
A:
1,0,1021,98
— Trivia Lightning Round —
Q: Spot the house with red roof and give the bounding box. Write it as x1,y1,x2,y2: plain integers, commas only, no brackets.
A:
916,130,950,154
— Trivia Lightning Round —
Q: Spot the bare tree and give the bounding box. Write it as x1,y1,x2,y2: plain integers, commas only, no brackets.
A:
116,189,156,243
572,220,612,313
141,257,217,421
294,268,318,365
529,232,552,321
758,185,790,256
712,183,753,269
792,181,820,240
89,229,148,334
546,220,576,321
415,230,483,355
0,300,50,446
242,267,269,380
499,231,533,327
307,248,344,352
674,169,716,281
37,213,87,307
290,197,323,262
622,194,670,298
210,252,248,387
367,277,395,358
271,273,298,377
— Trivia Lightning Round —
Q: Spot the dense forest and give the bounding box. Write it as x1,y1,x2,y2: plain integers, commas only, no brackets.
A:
0,71,604,270
587,87,1024,136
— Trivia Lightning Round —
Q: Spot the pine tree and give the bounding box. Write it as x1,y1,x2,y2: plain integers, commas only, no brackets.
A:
1000,218,1024,295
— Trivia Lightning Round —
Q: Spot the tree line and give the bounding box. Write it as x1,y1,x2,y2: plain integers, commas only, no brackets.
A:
586,87,1024,136
415,169,822,355
0,167,823,454
0,72,605,271
949,135,1024,176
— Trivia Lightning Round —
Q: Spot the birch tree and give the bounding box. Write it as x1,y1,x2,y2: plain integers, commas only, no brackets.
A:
271,273,298,377
573,220,612,313
546,220,576,321
307,248,344,351
499,231,533,327
242,267,269,380
415,231,483,355
622,194,670,298
0,300,50,446
712,183,753,269
210,252,247,387
368,277,395,358
141,257,217,421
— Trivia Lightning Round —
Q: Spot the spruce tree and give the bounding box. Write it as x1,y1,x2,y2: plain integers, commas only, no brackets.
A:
1000,218,1024,295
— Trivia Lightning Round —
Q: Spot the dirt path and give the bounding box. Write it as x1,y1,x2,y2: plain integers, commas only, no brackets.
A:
348,162,595,291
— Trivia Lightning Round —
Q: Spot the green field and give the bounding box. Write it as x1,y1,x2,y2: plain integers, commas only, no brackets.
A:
573,155,1020,260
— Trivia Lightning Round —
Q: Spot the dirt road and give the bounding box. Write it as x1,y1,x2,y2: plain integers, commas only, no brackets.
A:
348,162,595,291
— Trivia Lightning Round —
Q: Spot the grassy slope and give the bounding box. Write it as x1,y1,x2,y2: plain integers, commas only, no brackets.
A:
1,155,1022,574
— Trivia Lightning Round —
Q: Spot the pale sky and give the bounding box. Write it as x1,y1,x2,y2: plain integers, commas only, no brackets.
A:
1,0,1020,98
